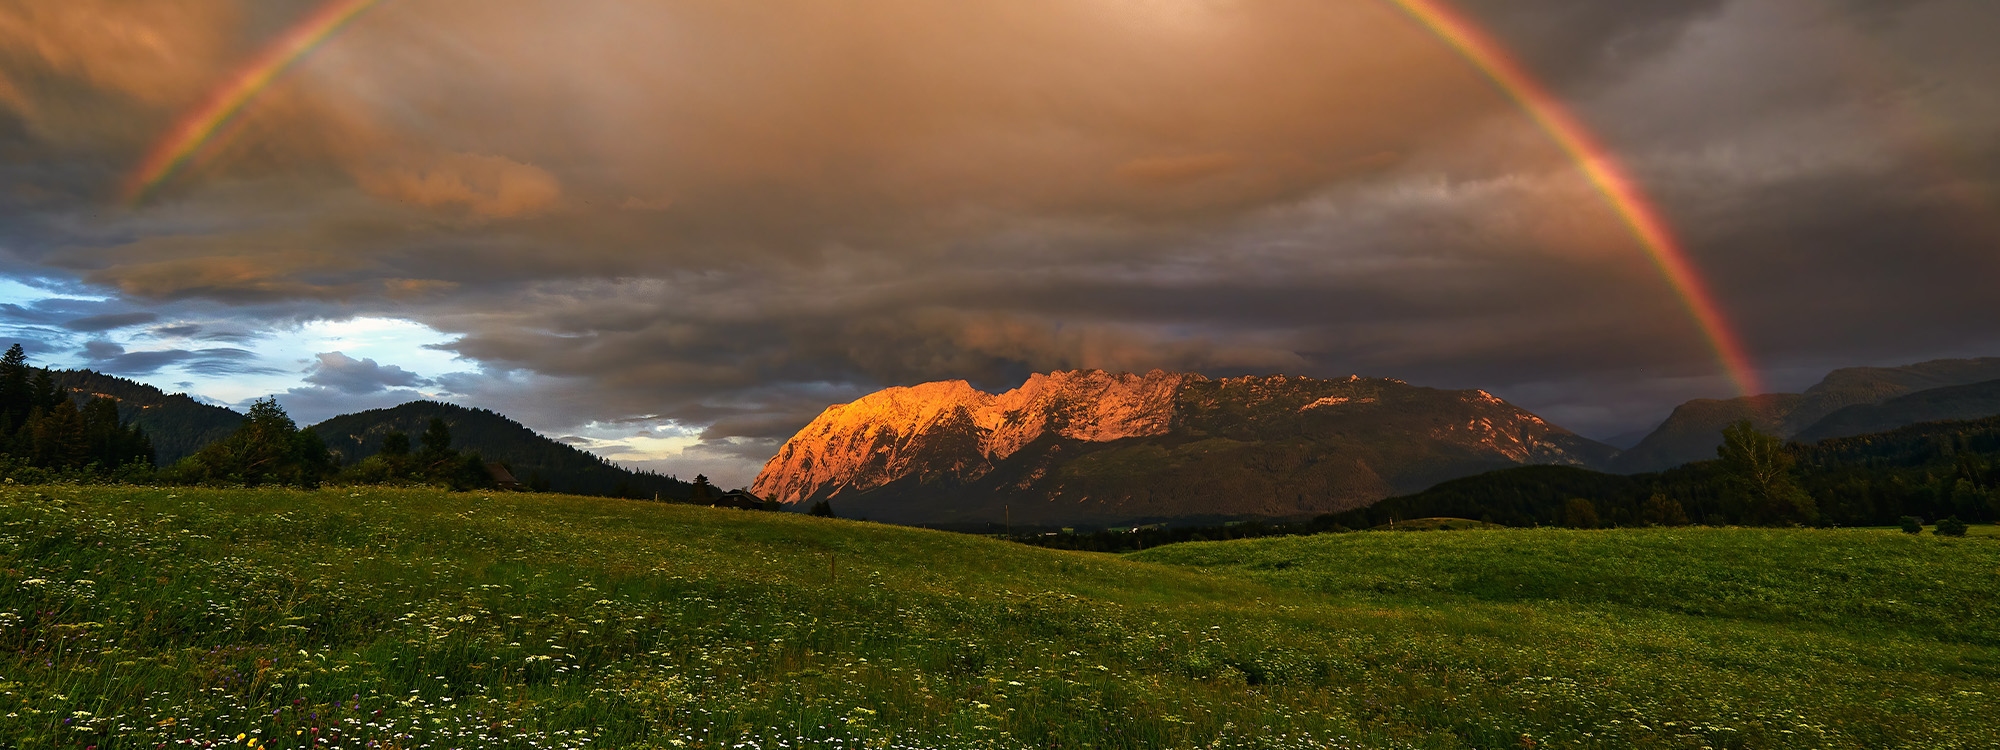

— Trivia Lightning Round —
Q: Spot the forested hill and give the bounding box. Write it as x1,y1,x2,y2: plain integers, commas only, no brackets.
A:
51,369,243,465
1793,379,2000,443
1329,415,2000,529
311,401,694,500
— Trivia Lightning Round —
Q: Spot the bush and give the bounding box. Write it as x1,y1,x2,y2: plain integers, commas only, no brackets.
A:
1899,516,1924,534
1934,516,1968,537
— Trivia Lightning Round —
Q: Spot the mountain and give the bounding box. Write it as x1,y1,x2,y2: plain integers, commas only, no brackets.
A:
309,401,694,499
1609,393,1801,474
1611,357,2000,473
1333,413,2000,530
50,369,243,465
1793,378,2000,443
752,369,1615,527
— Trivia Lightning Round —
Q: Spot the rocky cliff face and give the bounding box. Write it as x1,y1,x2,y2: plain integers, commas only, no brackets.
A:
752,370,1193,504
753,369,1614,526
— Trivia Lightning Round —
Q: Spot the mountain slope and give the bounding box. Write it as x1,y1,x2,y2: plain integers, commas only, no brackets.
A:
1609,393,1801,474
50,369,243,465
753,370,1614,526
1336,413,2000,529
1793,378,2000,443
1611,357,2000,473
310,401,692,499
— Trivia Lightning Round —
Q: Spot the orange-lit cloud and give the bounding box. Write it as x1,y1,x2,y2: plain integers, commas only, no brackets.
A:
0,0,236,106
356,153,561,219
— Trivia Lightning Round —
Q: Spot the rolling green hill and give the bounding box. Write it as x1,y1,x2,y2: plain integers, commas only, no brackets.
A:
309,400,693,499
0,484,1992,748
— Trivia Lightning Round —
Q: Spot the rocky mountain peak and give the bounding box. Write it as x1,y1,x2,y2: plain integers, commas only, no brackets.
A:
750,369,1199,504
752,369,1614,524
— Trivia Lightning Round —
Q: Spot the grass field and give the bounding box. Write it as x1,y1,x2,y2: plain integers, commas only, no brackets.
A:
0,485,1995,749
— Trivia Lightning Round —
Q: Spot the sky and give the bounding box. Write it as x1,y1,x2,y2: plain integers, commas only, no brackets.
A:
1,0,1997,487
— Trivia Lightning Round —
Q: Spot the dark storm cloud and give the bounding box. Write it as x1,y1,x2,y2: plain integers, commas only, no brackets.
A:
1,0,1997,480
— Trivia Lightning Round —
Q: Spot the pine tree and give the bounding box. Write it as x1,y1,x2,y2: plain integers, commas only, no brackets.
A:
30,399,88,468
0,344,29,435
29,368,61,412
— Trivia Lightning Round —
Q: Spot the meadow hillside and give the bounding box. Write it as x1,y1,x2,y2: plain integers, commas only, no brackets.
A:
0,487,1994,749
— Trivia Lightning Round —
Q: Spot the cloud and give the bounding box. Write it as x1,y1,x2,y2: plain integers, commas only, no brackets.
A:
62,311,158,332
0,0,1996,476
1115,153,1242,185
79,340,263,377
355,152,561,219
301,351,430,395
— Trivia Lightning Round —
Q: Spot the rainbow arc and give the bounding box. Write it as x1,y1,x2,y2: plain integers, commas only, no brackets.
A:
122,0,1762,396
1384,0,1762,396
121,0,382,206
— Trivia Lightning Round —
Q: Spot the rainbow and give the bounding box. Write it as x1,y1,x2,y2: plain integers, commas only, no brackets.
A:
1385,0,1763,396
124,0,1762,396
121,0,384,206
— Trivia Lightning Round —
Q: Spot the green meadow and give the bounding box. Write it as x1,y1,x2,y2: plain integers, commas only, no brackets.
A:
1,485,1995,749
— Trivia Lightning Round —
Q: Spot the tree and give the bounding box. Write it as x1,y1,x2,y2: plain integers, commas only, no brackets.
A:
421,418,454,459
1562,497,1601,528
1641,493,1690,526
1718,420,1817,525
690,474,716,502
78,397,152,468
809,500,836,518
380,431,411,457
449,453,494,492
172,398,332,487
0,344,29,433
29,398,88,468
1899,515,1924,534
28,368,62,412
1933,516,1968,537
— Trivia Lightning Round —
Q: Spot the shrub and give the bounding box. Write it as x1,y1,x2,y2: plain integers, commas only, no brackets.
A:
1562,497,1601,529
1934,516,1968,537
1899,516,1923,534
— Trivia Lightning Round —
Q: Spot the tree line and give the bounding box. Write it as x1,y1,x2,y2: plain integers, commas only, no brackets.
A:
1018,417,2000,552
1324,417,2000,531
0,345,498,491
0,345,155,480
